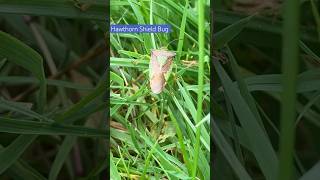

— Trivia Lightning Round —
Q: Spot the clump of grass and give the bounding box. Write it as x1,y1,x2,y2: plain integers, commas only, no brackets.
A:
0,1,107,179
213,0,320,180
110,0,210,179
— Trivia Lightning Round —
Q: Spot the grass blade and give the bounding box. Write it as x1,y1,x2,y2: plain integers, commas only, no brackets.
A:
0,117,107,138
49,136,77,180
110,153,122,180
192,0,205,178
0,98,51,122
4,155,46,180
0,30,46,112
0,76,93,90
214,60,278,180
214,15,253,49
226,46,266,131
127,0,152,52
167,107,192,174
310,0,320,40
213,120,252,180
299,161,320,180
176,0,188,62
278,0,300,179
0,135,37,174
0,0,107,20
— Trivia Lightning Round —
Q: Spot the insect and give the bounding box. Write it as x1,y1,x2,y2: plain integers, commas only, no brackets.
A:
149,49,176,94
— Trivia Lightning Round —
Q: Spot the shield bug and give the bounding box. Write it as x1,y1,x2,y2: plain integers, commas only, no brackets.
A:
149,49,176,94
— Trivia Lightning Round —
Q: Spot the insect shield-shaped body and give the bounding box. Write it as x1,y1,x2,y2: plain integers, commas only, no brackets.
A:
149,49,176,94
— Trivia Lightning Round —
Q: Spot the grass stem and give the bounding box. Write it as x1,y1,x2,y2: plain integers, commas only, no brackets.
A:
192,0,205,178
278,0,300,180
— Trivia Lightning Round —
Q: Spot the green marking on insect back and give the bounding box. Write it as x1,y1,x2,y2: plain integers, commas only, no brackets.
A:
157,56,168,66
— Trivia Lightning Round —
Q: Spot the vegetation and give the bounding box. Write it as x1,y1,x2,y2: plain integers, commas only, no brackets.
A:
110,0,210,179
3,0,319,180
0,0,107,179
213,0,320,180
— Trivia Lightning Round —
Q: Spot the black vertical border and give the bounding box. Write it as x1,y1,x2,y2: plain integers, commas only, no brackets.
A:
210,0,214,179
105,0,110,179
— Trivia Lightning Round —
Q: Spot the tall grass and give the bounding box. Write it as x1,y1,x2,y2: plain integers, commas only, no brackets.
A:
213,0,320,180
0,1,107,179
110,0,210,179
278,0,301,180
192,0,206,178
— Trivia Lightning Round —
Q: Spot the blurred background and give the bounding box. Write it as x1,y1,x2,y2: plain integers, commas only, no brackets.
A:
0,1,107,179
213,0,320,179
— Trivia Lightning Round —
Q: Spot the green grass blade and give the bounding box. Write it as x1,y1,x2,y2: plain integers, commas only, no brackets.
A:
56,82,106,123
127,0,152,52
149,0,156,49
0,76,93,90
176,0,188,61
0,98,51,122
5,158,47,180
0,31,41,75
214,60,278,180
213,120,252,180
142,139,158,179
110,153,122,180
278,0,300,179
0,58,7,70
0,117,107,138
296,91,320,125
0,30,46,112
171,95,209,151
167,107,192,175
299,161,320,180
49,136,77,180
299,40,320,64
192,0,205,178
0,0,107,20
310,0,320,40
226,46,265,131
0,135,37,174
214,15,253,49
230,70,320,93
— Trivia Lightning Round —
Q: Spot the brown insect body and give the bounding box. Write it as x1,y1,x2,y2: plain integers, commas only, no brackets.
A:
149,49,175,94
150,72,166,94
